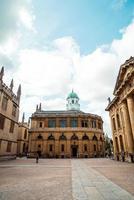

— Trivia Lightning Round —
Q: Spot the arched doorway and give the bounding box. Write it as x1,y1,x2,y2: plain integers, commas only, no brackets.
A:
71,133,79,158
71,145,78,158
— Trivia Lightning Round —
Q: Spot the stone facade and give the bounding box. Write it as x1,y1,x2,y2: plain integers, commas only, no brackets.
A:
0,67,21,159
29,91,105,158
17,114,29,156
106,57,134,162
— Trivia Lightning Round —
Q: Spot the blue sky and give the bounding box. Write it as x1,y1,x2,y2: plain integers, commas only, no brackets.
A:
0,0,134,136
32,0,134,53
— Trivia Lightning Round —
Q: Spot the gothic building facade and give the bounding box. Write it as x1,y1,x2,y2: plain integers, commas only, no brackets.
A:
106,57,134,162
17,113,29,156
29,90,105,158
0,67,21,159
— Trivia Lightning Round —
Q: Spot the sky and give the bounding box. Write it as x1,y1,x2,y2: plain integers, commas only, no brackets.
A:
0,0,134,137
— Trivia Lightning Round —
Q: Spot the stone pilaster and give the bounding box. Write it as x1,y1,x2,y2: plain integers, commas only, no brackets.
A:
109,114,117,157
67,117,70,127
67,140,71,157
78,117,81,127
119,108,128,151
127,95,134,141
56,118,59,127
122,101,134,154
78,140,83,158
55,140,59,156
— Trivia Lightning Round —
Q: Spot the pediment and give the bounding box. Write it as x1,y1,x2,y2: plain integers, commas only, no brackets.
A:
113,57,134,95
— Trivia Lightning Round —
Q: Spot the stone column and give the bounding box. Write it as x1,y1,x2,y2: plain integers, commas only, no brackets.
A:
109,114,117,157
122,101,134,154
127,95,134,141
119,108,128,151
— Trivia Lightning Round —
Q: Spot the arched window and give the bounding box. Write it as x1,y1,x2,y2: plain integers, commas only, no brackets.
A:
37,134,43,140
59,133,67,140
71,133,78,140
116,114,121,128
82,134,89,140
115,137,119,152
112,118,116,130
100,136,103,141
48,134,55,140
92,135,98,141
119,135,124,151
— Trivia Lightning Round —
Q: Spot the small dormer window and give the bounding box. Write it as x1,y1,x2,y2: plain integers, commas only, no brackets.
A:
72,100,74,104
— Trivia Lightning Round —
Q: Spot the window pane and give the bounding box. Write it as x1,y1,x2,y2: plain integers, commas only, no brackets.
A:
81,120,88,127
60,120,67,128
12,104,17,116
10,121,15,133
48,120,56,128
71,119,78,127
2,96,8,111
0,114,5,129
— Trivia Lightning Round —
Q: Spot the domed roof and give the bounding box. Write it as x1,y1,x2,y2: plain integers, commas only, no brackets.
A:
67,90,79,99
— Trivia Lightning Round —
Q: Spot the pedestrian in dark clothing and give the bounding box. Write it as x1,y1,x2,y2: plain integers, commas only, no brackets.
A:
36,153,39,163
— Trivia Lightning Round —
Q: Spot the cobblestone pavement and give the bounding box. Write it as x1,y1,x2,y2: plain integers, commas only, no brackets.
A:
83,158,134,196
0,158,134,200
0,158,73,200
72,160,134,200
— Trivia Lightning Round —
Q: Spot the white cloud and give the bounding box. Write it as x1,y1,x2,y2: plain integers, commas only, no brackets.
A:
2,13,134,137
0,0,35,69
19,8,35,31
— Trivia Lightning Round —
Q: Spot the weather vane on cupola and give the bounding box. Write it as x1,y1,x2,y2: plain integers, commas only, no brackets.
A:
66,89,80,111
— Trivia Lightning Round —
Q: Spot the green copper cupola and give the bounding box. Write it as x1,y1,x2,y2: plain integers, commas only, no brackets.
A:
66,90,80,111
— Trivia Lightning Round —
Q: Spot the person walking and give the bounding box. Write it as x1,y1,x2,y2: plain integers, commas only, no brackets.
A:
36,152,39,163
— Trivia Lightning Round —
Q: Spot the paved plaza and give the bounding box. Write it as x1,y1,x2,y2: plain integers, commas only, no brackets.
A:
0,158,134,200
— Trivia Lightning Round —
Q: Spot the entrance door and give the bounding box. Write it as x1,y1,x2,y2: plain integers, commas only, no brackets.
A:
72,146,78,158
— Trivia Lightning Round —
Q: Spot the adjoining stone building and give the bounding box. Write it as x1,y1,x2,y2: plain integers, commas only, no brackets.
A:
0,67,21,159
106,57,134,162
17,113,29,157
29,90,105,158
